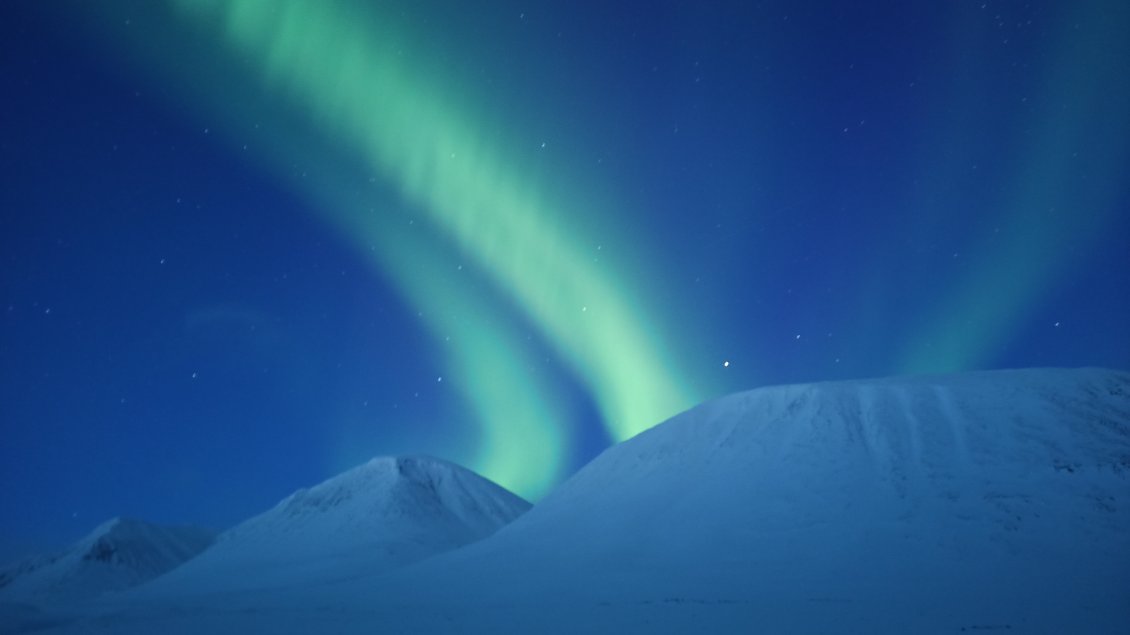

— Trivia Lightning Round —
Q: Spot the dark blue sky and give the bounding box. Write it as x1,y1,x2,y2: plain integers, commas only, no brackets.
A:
2,0,1128,561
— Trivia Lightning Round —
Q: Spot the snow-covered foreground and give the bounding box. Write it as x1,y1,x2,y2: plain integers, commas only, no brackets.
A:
6,368,1129,634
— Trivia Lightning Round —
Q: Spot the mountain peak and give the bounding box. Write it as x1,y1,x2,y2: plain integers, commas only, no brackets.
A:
268,454,528,524
133,455,531,596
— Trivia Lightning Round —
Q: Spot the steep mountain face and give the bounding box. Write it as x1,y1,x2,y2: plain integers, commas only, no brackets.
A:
131,455,531,596
0,518,215,607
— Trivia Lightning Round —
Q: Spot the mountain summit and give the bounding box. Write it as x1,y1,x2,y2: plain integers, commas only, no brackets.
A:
133,455,530,596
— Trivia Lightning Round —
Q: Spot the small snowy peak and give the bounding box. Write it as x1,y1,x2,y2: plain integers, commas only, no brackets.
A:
135,455,530,595
380,456,533,538
229,456,528,544
0,517,215,608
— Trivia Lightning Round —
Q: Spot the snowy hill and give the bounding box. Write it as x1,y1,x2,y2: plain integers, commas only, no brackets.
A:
127,455,531,596
0,517,214,607
407,367,1130,632
16,368,1130,634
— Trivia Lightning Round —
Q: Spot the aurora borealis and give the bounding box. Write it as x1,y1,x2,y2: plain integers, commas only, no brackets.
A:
160,0,702,493
2,0,1128,559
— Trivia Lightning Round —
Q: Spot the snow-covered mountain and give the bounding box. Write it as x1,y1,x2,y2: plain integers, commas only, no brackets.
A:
0,517,214,607
128,455,531,596
16,368,1130,634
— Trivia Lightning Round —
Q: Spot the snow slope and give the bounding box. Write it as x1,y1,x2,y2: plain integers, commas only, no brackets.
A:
124,455,531,597
0,517,214,607
17,368,1130,634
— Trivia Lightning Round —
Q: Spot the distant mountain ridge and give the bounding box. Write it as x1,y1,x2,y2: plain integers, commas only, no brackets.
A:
0,517,214,607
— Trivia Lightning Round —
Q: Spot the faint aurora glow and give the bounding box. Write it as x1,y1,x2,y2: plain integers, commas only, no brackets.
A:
154,0,700,494
899,2,1130,375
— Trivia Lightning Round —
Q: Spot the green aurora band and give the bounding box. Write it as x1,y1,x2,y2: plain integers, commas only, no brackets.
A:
154,0,701,497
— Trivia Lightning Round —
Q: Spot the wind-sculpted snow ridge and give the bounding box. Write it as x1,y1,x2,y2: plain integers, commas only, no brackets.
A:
17,369,1130,635
0,517,214,608
121,455,531,597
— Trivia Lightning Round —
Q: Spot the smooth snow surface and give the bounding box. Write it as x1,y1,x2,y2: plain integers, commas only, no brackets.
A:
8,368,1130,634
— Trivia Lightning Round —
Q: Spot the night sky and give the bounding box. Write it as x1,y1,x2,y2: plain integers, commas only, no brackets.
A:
2,0,1128,561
